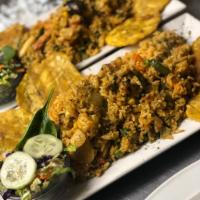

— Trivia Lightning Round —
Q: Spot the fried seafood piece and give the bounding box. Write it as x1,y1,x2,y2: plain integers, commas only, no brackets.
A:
0,109,31,161
16,53,82,114
50,79,104,175
19,7,75,65
52,31,199,178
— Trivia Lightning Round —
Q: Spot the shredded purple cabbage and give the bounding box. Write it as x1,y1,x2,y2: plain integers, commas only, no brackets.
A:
5,152,13,158
36,155,52,168
2,190,15,200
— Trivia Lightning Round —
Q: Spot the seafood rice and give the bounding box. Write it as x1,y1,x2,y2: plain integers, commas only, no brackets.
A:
20,0,135,66
50,31,200,178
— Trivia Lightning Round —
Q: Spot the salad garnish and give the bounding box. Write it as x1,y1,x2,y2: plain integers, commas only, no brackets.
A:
0,91,74,200
0,45,25,103
16,90,57,150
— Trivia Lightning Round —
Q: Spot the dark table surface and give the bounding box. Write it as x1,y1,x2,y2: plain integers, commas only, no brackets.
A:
88,1,200,200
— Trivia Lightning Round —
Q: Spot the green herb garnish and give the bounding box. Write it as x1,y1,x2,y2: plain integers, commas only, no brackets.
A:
38,28,45,37
15,188,32,200
133,70,148,88
145,59,171,76
0,68,18,85
65,144,77,153
120,128,129,136
0,45,16,65
114,150,123,159
52,167,75,179
16,90,58,150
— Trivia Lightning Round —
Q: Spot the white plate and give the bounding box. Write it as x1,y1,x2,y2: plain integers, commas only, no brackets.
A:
67,13,200,200
146,159,200,200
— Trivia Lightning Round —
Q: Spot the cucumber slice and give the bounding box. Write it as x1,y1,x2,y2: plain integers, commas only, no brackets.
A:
23,134,63,159
0,152,37,189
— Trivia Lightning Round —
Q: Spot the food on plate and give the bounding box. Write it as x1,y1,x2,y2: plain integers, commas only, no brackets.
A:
20,0,135,66
192,37,200,81
0,50,82,163
186,93,200,122
16,53,82,114
0,0,171,68
0,24,26,103
0,152,37,190
106,15,160,47
23,134,63,159
18,0,171,66
0,24,26,50
50,31,199,177
2,0,200,198
106,0,170,46
50,80,104,168
0,109,31,161
185,38,200,122
0,0,171,106
0,94,73,200
0,0,171,108
134,0,170,17
0,45,25,103
0,151,70,200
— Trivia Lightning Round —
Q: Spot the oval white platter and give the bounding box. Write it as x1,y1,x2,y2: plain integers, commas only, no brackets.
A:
65,13,200,200
146,159,200,200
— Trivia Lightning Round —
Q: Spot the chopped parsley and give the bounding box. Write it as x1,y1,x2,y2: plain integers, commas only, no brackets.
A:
114,150,123,159
144,59,171,76
65,144,77,153
0,45,16,65
120,128,129,136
